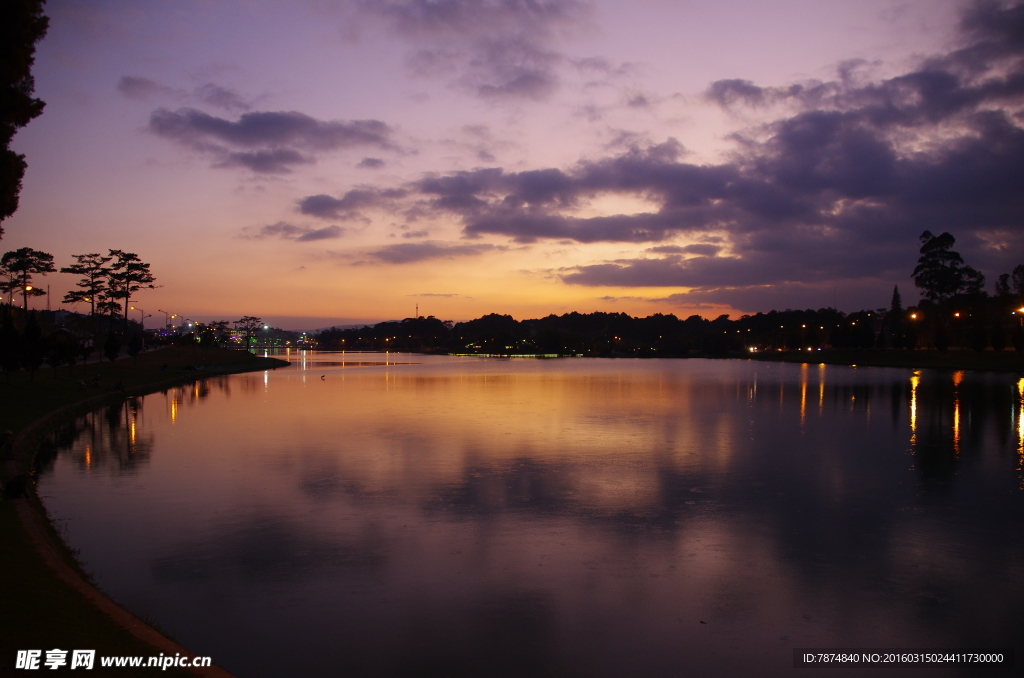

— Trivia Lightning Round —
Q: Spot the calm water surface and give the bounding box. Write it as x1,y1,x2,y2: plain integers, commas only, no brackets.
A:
38,354,1024,677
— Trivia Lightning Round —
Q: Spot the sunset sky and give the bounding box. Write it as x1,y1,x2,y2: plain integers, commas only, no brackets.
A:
5,0,1023,329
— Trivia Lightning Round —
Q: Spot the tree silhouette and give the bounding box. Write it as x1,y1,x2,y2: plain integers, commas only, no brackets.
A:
234,316,263,345
22,310,43,378
0,304,21,379
0,0,49,236
126,332,143,365
995,274,1011,297
107,250,157,334
61,252,112,317
0,258,18,304
1,246,54,309
201,320,230,348
887,285,904,349
103,332,121,364
912,231,984,304
1013,264,1024,297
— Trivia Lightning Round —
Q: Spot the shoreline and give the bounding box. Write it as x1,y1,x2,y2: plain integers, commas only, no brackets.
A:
2,347,288,677
745,348,1024,373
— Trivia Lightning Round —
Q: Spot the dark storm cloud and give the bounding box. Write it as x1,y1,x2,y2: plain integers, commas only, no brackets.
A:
351,0,590,99
148,108,396,173
368,240,499,263
243,222,345,241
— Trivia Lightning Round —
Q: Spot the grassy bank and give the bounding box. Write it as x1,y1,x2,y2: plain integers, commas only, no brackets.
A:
748,347,1024,373
1,346,288,677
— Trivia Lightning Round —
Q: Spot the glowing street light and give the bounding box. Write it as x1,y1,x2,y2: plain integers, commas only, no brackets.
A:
157,309,179,328
129,306,151,328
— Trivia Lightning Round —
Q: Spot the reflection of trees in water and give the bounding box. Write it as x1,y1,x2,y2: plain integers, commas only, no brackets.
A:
236,374,259,395
408,371,1024,553
780,371,1018,485
39,397,155,475
906,374,1017,483
211,375,231,398
158,377,235,425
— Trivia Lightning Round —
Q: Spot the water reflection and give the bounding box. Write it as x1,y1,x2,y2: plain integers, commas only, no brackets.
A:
37,357,1024,677
1018,378,1024,483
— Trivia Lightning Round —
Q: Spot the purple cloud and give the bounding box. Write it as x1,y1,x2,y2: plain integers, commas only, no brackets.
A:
243,222,345,241
368,240,500,263
148,108,396,173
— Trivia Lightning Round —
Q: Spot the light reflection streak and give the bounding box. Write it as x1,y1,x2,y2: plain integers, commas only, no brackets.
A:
170,394,178,425
952,371,964,456
84,445,91,467
909,373,920,448
818,364,825,414
800,364,807,426
1017,378,1024,482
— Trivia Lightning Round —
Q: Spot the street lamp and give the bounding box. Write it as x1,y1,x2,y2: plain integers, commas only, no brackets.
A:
129,306,151,328
157,309,179,329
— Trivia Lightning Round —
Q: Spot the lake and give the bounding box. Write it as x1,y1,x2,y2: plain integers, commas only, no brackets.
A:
37,354,1024,677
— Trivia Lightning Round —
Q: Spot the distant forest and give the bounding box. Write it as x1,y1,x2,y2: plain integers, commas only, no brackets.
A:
314,297,1024,357
315,232,1024,357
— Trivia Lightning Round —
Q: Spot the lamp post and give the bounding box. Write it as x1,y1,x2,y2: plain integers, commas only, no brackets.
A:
157,309,179,330
129,306,150,328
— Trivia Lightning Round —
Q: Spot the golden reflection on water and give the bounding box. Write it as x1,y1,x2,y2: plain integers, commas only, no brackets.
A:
161,365,742,516
818,363,825,414
1018,378,1024,478
952,371,964,456
909,372,920,448
800,363,807,426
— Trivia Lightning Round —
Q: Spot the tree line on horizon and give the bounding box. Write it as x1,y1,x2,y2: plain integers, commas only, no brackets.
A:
315,232,1024,356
